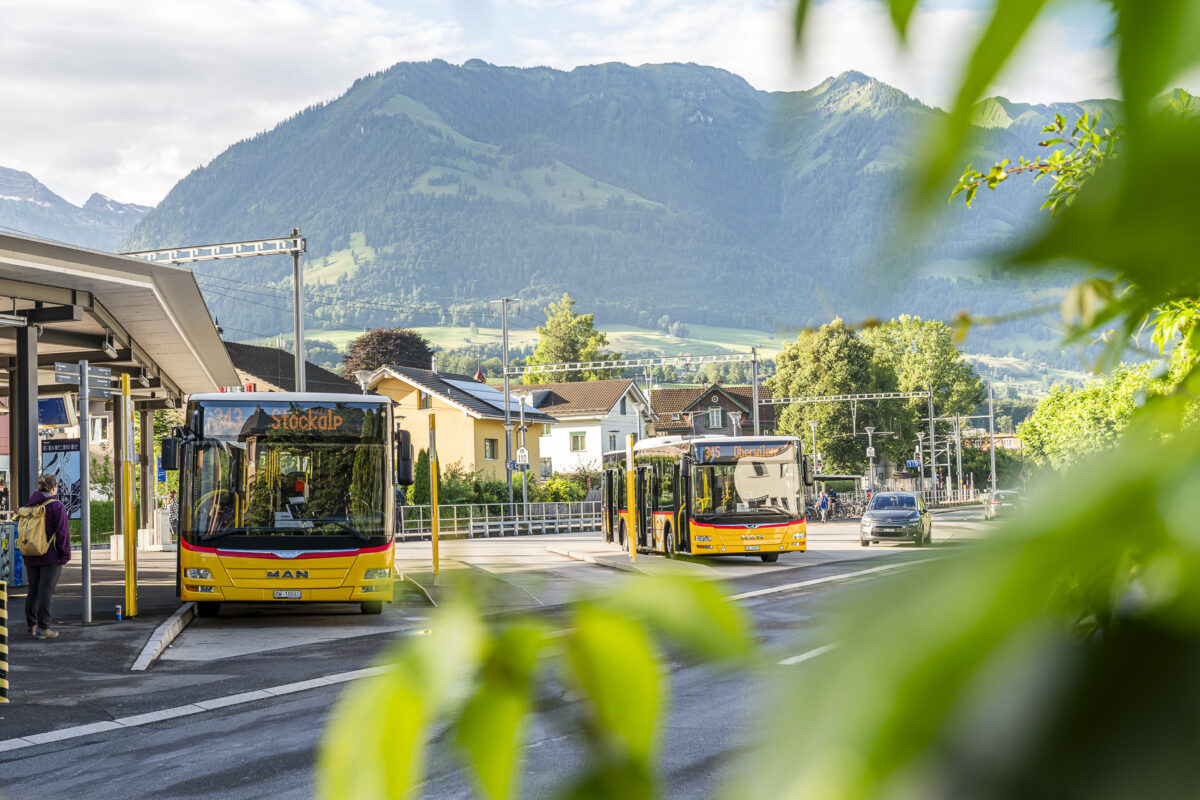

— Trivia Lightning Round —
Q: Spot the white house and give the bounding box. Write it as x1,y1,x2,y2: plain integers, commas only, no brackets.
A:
514,379,654,476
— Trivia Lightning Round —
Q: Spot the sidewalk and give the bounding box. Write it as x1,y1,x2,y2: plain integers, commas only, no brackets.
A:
2,551,183,719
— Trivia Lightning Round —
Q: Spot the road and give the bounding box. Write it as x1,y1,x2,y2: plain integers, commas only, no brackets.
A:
0,509,987,799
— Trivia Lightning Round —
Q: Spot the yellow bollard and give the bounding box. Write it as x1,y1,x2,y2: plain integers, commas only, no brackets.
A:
1,581,8,703
429,414,440,586
120,374,139,617
626,434,636,564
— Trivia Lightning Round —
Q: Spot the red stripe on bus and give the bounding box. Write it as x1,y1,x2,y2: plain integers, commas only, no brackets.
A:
181,540,391,559
689,519,794,530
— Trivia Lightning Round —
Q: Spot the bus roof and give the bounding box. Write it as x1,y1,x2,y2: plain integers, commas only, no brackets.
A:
602,434,802,460
189,392,392,405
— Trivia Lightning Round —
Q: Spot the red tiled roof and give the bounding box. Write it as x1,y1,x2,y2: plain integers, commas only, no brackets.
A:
518,379,637,417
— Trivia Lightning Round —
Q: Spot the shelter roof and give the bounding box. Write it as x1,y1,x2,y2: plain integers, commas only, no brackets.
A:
0,231,239,406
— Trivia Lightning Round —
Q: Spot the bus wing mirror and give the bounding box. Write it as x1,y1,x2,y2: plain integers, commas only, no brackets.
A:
802,455,814,487
161,437,181,471
396,430,414,486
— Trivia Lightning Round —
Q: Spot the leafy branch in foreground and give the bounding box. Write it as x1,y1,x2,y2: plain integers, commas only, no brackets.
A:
951,111,1121,213
317,577,751,800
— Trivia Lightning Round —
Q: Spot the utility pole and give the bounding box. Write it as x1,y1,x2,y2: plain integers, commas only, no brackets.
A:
916,431,926,492
927,385,937,493
491,297,518,504
954,414,963,501
988,383,998,497
291,228,306,392
751,347,760,435
865,426,876,493
808,420,818,468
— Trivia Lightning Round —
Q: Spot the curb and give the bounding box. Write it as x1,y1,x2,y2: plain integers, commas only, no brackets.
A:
403,575,439,607
131,602,196,671
546,546,641,574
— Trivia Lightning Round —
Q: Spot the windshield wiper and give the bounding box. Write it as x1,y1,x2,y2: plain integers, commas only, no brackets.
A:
198,526,301,541
304,518,373,542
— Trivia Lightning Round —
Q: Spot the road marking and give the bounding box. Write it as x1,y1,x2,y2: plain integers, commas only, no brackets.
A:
778,642,841,666
0,666,386,755
729,558,935,601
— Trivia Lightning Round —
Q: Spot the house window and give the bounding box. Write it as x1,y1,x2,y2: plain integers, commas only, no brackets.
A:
484,438,498,460
542,423,552,435
619,397,627,416
418,391,432,410
707,407,722,428
540,458,553,477
570,432,586,452
91,416,109,442
608,433,617,451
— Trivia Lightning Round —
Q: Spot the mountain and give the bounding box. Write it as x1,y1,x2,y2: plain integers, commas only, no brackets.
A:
121,60,1119,356
0,167,151,250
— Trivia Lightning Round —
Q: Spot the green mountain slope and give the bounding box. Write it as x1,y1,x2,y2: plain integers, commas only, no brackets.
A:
122,60,1116,356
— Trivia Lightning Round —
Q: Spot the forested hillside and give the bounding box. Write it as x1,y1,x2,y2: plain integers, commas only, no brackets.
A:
122,60,1117,357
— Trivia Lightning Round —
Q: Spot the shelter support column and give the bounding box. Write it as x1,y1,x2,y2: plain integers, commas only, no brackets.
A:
13,326,38,502
139,409,154,524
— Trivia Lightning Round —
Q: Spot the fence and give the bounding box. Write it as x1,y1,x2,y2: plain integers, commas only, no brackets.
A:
398,501,601,540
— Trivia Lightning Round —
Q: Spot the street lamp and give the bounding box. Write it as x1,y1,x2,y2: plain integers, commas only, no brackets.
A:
807,420,818,465
353,369,373,395
864,426,876,493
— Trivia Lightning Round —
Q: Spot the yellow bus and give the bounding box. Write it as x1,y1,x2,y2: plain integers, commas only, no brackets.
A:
161,392,411,616
602,435,813,562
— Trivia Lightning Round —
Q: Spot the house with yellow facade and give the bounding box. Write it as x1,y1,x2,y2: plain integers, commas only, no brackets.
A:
363,364,557,479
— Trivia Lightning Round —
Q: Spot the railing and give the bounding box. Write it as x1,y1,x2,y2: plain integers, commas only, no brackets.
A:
397,501,602,540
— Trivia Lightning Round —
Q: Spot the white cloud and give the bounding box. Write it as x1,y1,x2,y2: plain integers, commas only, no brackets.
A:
0,0,1128,208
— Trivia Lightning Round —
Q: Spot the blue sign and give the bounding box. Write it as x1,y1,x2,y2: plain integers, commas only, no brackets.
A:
38,397,71,426
906,459,921,468
157,457,167,483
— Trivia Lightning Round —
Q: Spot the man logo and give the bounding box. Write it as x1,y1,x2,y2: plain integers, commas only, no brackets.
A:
267,569,308,579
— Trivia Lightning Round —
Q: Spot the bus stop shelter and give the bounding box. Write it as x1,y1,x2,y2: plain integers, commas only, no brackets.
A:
0,231,239,513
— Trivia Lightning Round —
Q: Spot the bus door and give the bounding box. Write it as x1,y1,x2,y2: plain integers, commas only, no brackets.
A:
673,460,691,552
635,466,653,549
602,469,616,542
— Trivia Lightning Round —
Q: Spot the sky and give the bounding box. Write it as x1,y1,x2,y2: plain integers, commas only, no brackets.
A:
0,0,1161,208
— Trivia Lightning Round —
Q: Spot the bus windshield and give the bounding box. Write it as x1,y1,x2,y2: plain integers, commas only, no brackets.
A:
188,400,388,544
691,442,801,519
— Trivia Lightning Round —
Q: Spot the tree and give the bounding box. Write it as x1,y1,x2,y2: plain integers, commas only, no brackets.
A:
522,294,621,384
411,449,430,505
860,314,984,465
341,327,433,377
769,318,886,472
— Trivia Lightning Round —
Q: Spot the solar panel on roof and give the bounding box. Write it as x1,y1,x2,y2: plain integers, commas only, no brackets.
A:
443,378,526,412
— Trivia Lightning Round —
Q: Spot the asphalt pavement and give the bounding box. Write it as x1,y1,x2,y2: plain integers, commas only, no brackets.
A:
0,508,990,799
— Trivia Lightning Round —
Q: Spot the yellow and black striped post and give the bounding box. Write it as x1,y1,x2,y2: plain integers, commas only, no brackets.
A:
1,581,9,703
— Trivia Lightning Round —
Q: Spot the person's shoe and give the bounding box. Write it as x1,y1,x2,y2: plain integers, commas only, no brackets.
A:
29,624,36,636
34,627,59,639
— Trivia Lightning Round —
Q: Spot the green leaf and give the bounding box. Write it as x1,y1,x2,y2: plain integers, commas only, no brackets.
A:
566,604,662,763
456,624,547,800
888,0,920,40
1116,0,1200,124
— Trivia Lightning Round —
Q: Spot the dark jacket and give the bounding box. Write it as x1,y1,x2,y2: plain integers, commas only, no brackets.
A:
22,491,71,567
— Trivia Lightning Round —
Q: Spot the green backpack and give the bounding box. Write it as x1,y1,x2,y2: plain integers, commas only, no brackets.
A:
16,499,56,557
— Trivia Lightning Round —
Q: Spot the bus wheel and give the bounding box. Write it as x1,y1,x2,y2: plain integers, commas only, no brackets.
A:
618,521,626,547
760,553,780,563
664,526,675,558
361,601,384,615
196,601,221,618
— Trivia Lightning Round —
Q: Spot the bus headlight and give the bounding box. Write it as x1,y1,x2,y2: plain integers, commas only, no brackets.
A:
695,535,712,543
360,584,386,593
792,533,804,540
184,568,212,580
364,568,392,580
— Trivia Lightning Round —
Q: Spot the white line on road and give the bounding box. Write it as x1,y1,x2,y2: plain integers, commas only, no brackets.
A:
778,642,841,666
729,558,935,601
0,666,386,755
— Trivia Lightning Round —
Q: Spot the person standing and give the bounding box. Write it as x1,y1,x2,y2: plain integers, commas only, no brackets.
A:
22,474,70,639
168,489,180,542
0,476,9,512
818,492,829,523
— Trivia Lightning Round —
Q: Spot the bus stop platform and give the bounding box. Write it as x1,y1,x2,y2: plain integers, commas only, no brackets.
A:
1,551,182,721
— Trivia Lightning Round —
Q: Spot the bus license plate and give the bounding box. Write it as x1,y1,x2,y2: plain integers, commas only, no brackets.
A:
274,590,301,599
745,545,760,551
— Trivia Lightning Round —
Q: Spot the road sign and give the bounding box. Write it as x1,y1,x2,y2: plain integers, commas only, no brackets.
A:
505,459,529,471
54,362,112,377
866,446,875,458
515,446,529,465
54,372,113,388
